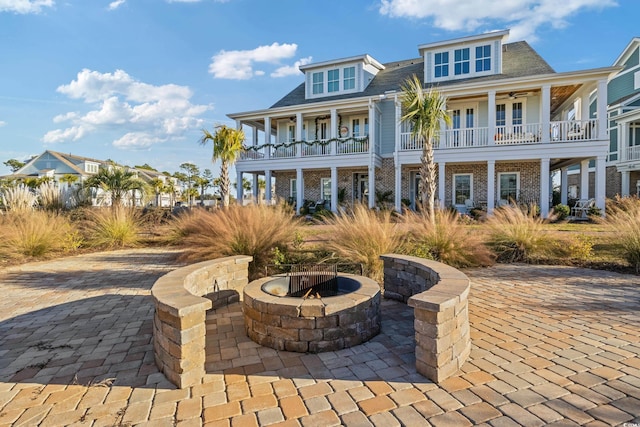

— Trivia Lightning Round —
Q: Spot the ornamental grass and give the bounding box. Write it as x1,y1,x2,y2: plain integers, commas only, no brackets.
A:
84,205,142,248
598,196,640,272
486,204,557,262
402,209,495,268
1,185,37,213
321,203,404,283
0,211,78,259
171,203,300,280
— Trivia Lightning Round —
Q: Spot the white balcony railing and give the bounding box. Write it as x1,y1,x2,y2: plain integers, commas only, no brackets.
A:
240,137,370,161
337,137,369,155
441,127,490,148
301,141,331,156
624,145,640,162
494,123,542,145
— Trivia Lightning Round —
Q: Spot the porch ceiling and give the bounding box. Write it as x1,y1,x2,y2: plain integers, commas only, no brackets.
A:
550,84,581,116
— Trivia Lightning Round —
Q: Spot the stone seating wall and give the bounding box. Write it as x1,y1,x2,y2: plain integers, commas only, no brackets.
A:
151,255,252,388
380,254,471,382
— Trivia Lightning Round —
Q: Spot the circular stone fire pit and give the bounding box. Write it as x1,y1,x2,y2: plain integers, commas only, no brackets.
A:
243,273,381,353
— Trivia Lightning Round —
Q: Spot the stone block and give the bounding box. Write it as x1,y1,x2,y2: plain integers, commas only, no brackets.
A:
299,328,323,341
416,333,452,354
243,304,261,322
281,316,315,329
285,340,309,353
309,339,343,353
300,300,325,317
261,312,282,327
416,346,453,367
315,315,338,328
267,325,299,341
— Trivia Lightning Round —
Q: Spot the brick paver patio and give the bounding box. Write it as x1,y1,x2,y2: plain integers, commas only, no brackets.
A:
0,249,638,426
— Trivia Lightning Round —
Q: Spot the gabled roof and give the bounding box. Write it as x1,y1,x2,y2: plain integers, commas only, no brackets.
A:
269,41,554,109
613,37,640,67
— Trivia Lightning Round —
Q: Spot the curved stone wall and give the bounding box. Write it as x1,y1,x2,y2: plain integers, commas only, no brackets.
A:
380,254,471,383
151,255,252,388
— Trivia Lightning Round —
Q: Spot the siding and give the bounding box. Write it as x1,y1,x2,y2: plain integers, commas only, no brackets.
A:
609,70,638,104
379,100,396,155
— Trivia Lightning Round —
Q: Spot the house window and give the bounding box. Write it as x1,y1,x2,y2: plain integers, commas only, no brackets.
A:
321,178,331,201
287,124,295,142
512,102,523,126
344,66,355,90
499,172,519,202
568,185,578,199
434,52,449,78
328,69,339,93
475,45,491,72
312,72,323,94
364,117,369,136
453,174,472,205
454,48,470,75
290,178,297,200
496,104,506,127
352,119,360,137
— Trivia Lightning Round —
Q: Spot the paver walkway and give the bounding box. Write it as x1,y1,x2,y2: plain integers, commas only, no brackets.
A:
0,249,638,426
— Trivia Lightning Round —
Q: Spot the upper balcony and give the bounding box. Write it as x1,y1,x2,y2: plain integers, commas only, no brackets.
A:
240,136,373,161
400,119,599,151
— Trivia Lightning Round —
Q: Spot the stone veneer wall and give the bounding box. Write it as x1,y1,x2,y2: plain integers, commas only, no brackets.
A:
151,255,252,388
380,254,471,383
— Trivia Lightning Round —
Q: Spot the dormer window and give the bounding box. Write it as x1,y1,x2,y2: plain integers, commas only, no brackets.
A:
312,72,324,94
328,69,339,92
475,45,491,72
434,52,449,78
454,48,470,75
344,67,355,90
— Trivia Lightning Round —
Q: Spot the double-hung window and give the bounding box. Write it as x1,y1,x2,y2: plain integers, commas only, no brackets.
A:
312,72,323,94
321,178,331,201
454,48,470,75
343,66,355,90
434,52,449,78
328,69,339,93
453,174,472,205
475,45,491,72
499,172,519,202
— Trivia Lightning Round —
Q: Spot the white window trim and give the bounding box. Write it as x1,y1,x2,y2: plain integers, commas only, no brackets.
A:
498,172,520,202
307,65,360,99
432,43,493,82
495,99,527,127
290,178,297,199
343,66,356,90
452,173,473,205
320,177,331,201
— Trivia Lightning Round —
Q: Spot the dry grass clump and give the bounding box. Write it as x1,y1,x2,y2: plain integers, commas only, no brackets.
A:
38,181,66,211
172,204,300,279
322,204,404,282
0,211,78,259
1,185,37,213
84,206,142,248
402,210,495,268
598,196,640,272
486,204,557,263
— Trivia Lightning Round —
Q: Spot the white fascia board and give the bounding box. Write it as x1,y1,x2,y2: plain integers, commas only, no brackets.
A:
613,37,640,66
228,96,373,122
418,30,510,53
614,107,640,123
299,54,385,72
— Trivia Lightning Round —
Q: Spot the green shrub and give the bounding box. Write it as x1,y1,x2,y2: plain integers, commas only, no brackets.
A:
552,204,570,220
85,206,141,248
322,203,404,283
0,211,76,258
402,210,495,268
171,203,300,280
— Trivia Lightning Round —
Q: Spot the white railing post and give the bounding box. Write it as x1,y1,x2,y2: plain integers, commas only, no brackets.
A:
488,90,496,146
264,116,272,159
541,85,551,143
597,79,608,141
330,109,337,156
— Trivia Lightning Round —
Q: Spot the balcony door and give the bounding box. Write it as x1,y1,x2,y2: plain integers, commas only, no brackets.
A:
353,173,368,205
449,106,475,147
496,101,525,137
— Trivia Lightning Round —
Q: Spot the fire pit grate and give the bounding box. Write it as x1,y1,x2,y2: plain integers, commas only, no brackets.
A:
265,264,363,298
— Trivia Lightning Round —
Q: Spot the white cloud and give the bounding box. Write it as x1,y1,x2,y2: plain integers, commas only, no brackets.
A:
44,69,211,150
0,120,6,127
108,0,125,10
209,42,305,80
167,0,229,3
378,0,617,41
0,0,53,14
271,56,313,78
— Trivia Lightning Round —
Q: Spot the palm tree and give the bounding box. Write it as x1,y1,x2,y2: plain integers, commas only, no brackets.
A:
401,74,451,222
199,125,245,207
150,177,164,207
86,167,148,207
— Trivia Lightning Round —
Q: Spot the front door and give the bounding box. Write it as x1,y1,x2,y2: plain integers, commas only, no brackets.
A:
353,173,368,204
450,107,475,147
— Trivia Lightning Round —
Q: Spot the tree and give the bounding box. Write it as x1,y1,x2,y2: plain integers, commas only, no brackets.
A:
59,174,79,188
4,159,25,173
199,125,245,207
134,163,158,171
85,167,148,207
401,74,451,221
179,163,200,207
150,177,164,207
194,175,211,205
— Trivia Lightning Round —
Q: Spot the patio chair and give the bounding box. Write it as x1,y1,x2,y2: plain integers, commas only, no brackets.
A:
308,199,326,214
570,199,595,220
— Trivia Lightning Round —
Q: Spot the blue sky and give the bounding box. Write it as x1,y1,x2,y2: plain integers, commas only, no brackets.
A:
0,0,637,177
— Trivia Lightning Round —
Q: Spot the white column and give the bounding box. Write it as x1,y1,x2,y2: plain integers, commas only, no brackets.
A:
580,91,590,122
369,101,375,155
264,117,271,159
236,170,243,206
597,79,608,140
296,168,303,215
595,155,606,214
394,97,401,153
394,155,402,212
331,167,338,213
540,158,550,218
265,170,272,204
295,113,303,158
561,167,568,205
619,123,627,161
368,165,375,209
621,170,630,197
487,160,495,215
488,90,496,146
438,162,446,209
252,173,259,203
252,125,258,146
330,109,337,155
580,159,590,199
541,85,551,143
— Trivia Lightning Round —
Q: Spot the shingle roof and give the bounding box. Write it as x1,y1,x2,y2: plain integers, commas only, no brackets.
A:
270,41,555,109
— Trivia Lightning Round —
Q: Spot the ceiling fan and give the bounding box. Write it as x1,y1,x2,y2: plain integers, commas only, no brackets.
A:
500,91,530,100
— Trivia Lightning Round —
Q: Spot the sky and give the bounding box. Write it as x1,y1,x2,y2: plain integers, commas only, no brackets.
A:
0,0,638,178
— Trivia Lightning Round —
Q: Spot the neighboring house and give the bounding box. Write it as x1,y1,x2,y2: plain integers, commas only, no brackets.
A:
606,37,640,197
4,150,178,207
228,30,619,217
